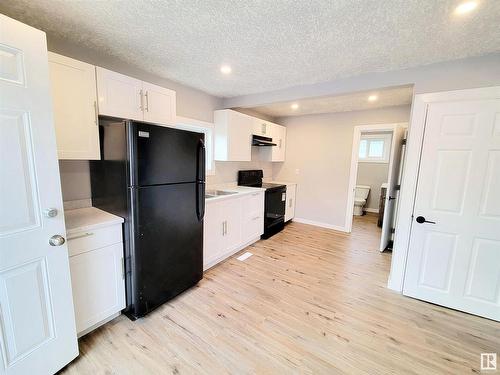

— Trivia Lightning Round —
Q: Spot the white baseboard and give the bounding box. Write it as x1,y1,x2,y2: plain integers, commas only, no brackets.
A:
365,208,379,213
293,217,348,232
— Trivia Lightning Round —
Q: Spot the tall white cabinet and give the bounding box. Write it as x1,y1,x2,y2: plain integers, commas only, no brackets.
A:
48,52,100,159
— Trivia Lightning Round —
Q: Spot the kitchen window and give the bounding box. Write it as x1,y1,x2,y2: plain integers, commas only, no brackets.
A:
176,116,215,175
358,133,392,163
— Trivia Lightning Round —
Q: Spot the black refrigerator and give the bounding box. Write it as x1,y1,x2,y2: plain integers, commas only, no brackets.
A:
90,118,205,319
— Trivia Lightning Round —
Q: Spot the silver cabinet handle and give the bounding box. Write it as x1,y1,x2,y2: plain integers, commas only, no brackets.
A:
93,100,98,124
279,139,282,148
67,232,94,241
49,235,65,246
145,91,149,112
121,257,125,279
289,198,292,208
261,123,266,134
252,192,259,196
139,89,144,111
222,221,225,236
252,216,260,220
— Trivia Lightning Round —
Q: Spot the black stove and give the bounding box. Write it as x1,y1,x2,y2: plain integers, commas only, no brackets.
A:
238,170,286,239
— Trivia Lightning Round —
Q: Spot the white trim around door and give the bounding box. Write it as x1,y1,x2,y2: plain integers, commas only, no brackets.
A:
388,86,500,293
345,123,404,233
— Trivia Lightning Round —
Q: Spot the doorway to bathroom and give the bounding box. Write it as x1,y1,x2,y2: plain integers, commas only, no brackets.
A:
346,123,408,252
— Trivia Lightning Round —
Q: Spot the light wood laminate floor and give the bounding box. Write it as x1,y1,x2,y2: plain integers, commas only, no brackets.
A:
61,215,499,374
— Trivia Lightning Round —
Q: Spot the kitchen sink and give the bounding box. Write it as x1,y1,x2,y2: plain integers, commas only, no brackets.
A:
205,190,237,199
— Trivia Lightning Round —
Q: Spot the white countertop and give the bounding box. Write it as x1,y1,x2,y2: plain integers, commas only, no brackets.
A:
205,185,265,203
266,180,297,186
65,207,124,234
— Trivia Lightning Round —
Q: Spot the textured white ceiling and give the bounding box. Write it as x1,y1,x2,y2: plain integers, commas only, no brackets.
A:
247,86,414,117
1,1,499,98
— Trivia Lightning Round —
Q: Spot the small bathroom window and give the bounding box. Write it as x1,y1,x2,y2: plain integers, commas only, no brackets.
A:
358,133,392,163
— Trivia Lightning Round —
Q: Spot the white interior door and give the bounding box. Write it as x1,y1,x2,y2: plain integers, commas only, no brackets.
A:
0,15,78,373
403,97,500,321
379,125,406,251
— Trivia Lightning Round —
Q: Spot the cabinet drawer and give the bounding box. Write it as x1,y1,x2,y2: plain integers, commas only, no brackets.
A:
67,224,122,257
242,214,264,243
242,192,264,219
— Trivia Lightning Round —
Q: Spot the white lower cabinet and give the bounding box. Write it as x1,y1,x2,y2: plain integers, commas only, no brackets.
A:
67,223,125,337
204,191,264,270
285,183,297,222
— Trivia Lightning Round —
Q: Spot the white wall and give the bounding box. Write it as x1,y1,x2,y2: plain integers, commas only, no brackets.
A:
272,105,411,229
207,148,273,186
356,162,389,211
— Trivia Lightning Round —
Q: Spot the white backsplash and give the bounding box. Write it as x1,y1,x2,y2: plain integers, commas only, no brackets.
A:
206,148,273,187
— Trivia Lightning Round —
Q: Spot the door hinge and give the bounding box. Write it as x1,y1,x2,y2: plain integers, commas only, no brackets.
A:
395,184,401,191
401,138,407,145
390,228,395,234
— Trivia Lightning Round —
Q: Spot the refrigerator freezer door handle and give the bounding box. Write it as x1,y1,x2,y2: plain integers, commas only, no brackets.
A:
196,138,206,182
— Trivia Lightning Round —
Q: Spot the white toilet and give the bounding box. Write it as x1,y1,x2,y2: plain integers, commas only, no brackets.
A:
353,185,371,216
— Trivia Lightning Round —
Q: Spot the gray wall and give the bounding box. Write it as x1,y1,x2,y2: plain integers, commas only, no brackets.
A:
356,162,389,211
273,105,411,228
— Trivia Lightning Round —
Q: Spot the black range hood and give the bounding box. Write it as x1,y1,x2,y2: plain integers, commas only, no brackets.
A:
252,134,277,146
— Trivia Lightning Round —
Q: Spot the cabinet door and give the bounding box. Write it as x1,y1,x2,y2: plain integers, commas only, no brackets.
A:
252,118,270,136
96,67,143,121
271,124,286,162
285,184,296,222
142,81,176,126
241,192,265,243
228,111,252,161
203,202,224,269
69,243,125,335
220,197,242,253
48,52,100,159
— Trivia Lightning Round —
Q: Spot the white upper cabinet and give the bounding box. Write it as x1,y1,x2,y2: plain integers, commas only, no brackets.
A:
96,67,177,126
96,67,143,121
252,118,271,136
142,81,176,125
214,109,253,161
48,52,100,159
270,123,286,162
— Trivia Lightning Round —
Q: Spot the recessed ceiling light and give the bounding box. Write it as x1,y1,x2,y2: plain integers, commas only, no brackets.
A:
220,65,232,74
454,1,478,15
291,103,299,110
368,95,378,102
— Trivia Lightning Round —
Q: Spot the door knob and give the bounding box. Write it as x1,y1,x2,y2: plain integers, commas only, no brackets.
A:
43,208,58,218
388,196,396,201
415,216,436,224
49,235,66,246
